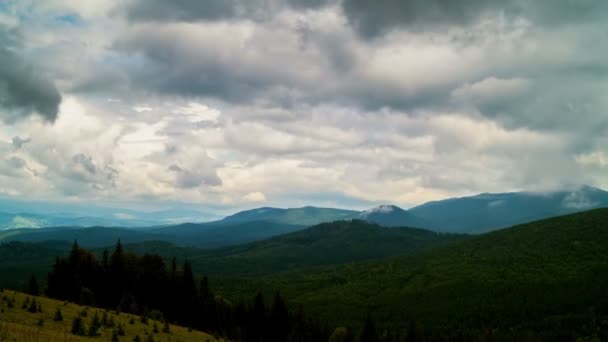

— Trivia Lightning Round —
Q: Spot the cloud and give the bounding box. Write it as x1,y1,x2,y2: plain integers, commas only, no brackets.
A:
72,153,97,174
12,136,31,149
126,0,239,22
124,0,277,22
0,30,62,123
0,0,607,212
339,0,608,38
168,164,223,188
243,191,267,203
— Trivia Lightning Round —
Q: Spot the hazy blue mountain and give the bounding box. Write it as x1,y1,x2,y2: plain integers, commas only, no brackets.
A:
0,212,163,230
158,220,306,248
218,206,359,226
409,185,608,233
146,206,361,248
0,227,168,248
357,205,429,228
0,197,218,230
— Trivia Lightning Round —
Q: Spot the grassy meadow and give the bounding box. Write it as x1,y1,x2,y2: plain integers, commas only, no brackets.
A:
0,289,221,342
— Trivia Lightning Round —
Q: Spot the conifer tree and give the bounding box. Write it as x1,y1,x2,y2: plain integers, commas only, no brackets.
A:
27,275,40,296
269,292,290,342
359,314,379,342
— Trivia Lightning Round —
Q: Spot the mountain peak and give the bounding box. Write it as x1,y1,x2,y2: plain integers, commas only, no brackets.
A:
360,205,403,216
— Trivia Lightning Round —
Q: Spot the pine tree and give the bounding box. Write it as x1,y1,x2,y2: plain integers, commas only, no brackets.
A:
359,314,379,342
269,292,290,342
27,275,40,296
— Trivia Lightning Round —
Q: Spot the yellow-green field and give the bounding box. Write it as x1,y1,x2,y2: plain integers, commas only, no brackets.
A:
0,289,223,341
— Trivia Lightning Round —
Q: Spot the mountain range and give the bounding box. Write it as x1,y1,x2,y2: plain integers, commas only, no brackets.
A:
1,207,608,338
1,186,607,249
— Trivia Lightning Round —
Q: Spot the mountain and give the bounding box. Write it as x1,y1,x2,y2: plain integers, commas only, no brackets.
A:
357,205,429,228
187,220,466,276
148,206,361,248
0,227,168,248
217,208,608,337
409,185,608,233
157,220,305,248
218,206,359,226
0,197,217,230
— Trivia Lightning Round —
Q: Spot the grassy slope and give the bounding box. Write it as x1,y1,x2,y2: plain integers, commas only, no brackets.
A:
0,289,220,342
213,209,608,334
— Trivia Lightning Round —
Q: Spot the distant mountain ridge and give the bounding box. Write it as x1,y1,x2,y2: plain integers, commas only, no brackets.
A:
219,206,359,226
409,185,608,233
2,185,608,241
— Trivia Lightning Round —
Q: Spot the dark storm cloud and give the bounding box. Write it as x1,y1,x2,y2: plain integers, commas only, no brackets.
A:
114,0,608,136
126,0,237,21
340,0,608,38
285,0,333,10
0,30,62,123
125,0,278,22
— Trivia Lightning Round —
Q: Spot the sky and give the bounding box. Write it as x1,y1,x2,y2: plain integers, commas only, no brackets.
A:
0,0,607,212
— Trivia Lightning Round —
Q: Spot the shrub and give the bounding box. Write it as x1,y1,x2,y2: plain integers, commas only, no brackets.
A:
27,299,38,313
112,329,120,342
54,308,63,322
162,320,171,334
88,312,101,336
71,316,87,336
117,323,126,336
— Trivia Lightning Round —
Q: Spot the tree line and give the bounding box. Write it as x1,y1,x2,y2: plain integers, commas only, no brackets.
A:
46,240,331,341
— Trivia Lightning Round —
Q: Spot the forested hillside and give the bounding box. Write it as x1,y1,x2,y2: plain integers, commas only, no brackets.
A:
187,220,465,276
214,209,608,340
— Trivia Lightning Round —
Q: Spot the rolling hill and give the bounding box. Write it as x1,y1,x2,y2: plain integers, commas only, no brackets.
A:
152,220,305,248
187,220,466,276
214,206,359,226
214,208,608,338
